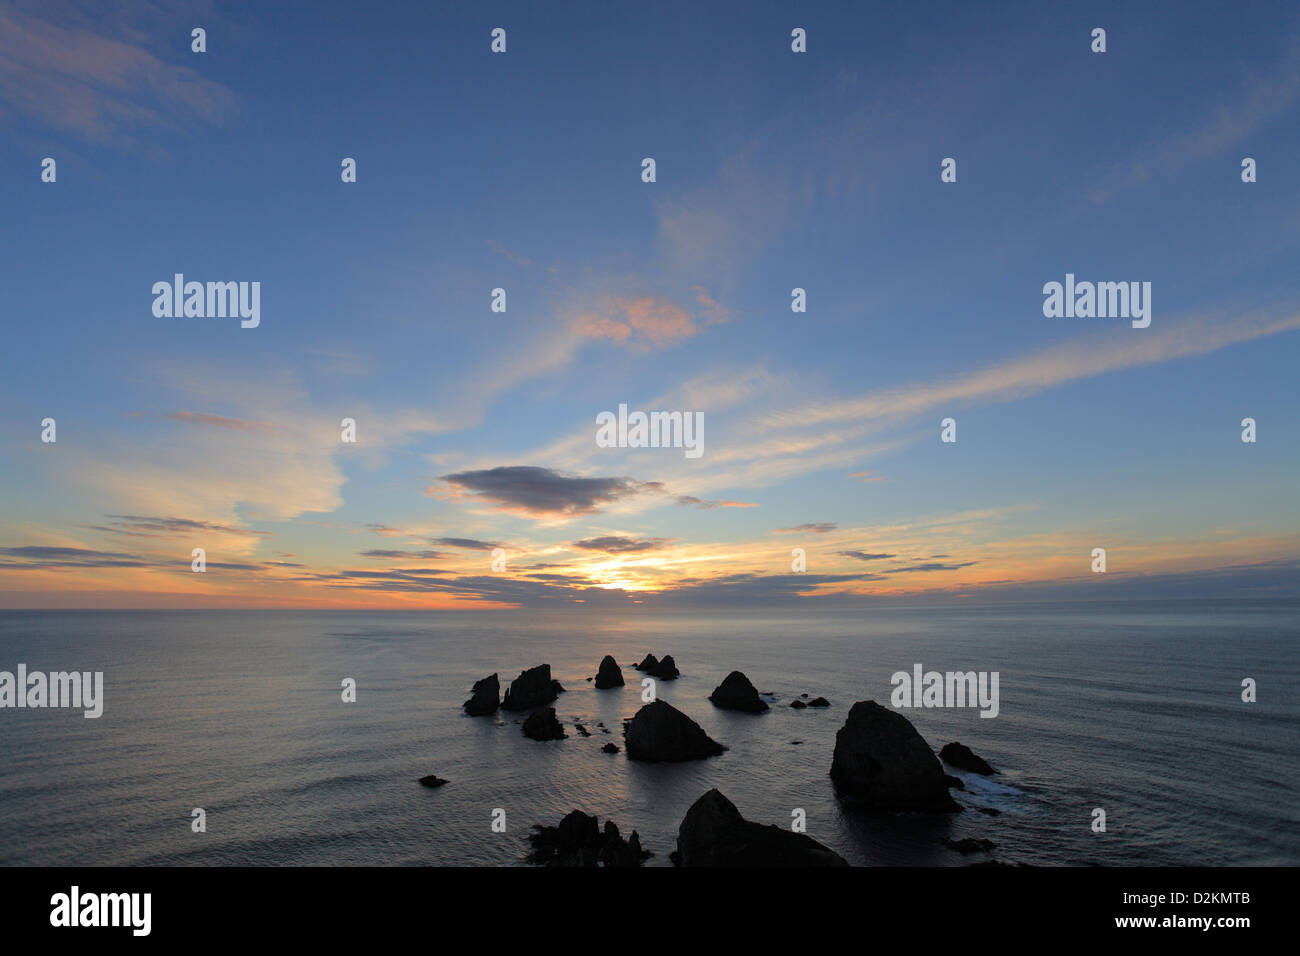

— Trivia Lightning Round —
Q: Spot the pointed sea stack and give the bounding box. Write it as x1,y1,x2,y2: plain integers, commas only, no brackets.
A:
463,673,500,716
502,664,565,711
624,700,724,762
635,653,659,672
594,655,625,689
708,671,769,713
675,789,848,867
830,701,960,812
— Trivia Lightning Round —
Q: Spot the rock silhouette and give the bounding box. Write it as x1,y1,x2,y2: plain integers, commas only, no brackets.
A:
709,671,769,713
624,700,725,761
527,811,650,867
463,673,500,716
807,697,830,708
830,701,961,812
674,789,848,867
790,699,807,709
646,654,680,680
417,774,448,788
944,837,995,854
594,655,624,689
940,742,997,775
635,654,659,671
502,664,565,711
522,707,566,741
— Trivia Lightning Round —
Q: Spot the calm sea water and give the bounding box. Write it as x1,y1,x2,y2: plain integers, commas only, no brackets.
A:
1,602,1296,867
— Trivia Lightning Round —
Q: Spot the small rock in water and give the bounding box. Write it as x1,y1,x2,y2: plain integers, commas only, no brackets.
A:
502,664,565,711
807,697,830,708
463,673,500,716
417,774,448,788
790,699,807,709
601,743,619,754
522,707,566,741
977,807,1002,816
943,837,995,855
940,742,997,775
594,655,625,689
635,654,659,672
574,723,592,737
709,671,769,713
645,654,680,680
944,774,966,791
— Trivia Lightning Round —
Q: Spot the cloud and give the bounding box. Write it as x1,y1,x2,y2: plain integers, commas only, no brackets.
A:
675,495,759,510
87,515,273,539
838,550,896,561
779,523,838,534
360,549,444,560
163,411,274,433
759,311,1300,433
880,561,978,574
0,8,238,149
430,537,504,551
435,466,666,518
571,536,669,554
0,546,148,569
575,292,729,350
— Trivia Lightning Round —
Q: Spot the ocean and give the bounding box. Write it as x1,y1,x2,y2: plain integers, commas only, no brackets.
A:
1,601,1296,867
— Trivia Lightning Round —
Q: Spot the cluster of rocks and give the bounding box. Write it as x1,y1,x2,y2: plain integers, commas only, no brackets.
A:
526,810,650,867
633,653,679,680
452,658,1011,863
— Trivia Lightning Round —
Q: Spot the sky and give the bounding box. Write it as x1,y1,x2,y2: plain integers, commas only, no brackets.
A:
1,0,1298,609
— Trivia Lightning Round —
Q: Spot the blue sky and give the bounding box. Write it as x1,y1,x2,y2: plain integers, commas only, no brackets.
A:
1,0,1298,608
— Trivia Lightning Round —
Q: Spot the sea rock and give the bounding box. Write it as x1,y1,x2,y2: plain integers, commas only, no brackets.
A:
527,811,650,867
943,837,995,855
829,701,961,812
624,700,725,762
807,697,830,708
708,671,769,713
463,673,500,716
635,654,659,671
574,723,592,737
790,699,807,709
601,742,620,754
674,789,848,867
522,707,566,741
977,807,1002,816
944,774,966,790
502,664,565,711
594,655,625,689
646,654,680,680
417,774,448,788
940,742,997,775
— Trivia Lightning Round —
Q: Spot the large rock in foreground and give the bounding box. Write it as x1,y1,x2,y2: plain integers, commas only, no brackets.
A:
830,701,960,812
522,707,566,741
527,810,649,867
940,742,997,775
594,655,624,689
624,700,724,762
502,664,565,711
709,671,769,713
463,673,500,715
675,789,848,867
